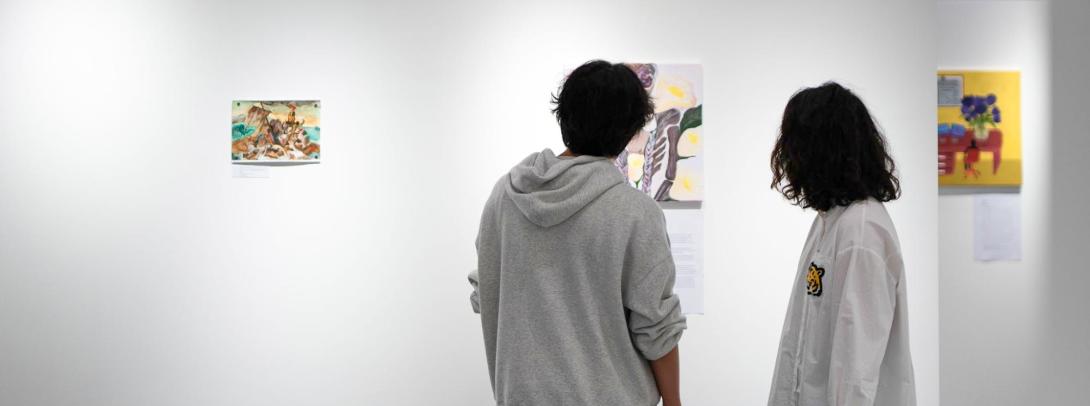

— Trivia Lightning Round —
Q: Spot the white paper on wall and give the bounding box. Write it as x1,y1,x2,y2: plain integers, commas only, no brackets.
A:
663,209,704,314
973,194,1022,261
232,165,270,178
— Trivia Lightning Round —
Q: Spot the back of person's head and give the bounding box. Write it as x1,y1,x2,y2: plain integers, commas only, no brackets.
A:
552,60,654,157
771,82,901,211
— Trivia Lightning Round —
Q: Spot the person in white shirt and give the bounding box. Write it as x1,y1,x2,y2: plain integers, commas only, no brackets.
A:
767,82,916,406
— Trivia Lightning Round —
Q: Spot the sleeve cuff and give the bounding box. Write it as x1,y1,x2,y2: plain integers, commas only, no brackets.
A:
641,327,684,360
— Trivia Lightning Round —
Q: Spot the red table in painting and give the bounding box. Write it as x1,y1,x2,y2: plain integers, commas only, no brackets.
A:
938,128,1003,176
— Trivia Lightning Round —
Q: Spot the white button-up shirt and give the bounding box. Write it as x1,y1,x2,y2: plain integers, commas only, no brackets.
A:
769,199,916,406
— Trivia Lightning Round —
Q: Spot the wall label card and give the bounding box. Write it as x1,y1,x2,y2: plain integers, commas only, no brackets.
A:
663,209,704,315
973,194,1022,261
231,165,270,178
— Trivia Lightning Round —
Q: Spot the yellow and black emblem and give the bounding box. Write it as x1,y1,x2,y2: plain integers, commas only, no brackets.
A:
806,262,825,296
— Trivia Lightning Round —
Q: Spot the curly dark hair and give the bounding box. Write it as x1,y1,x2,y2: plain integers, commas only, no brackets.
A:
770,82,901,211
551,60,655,157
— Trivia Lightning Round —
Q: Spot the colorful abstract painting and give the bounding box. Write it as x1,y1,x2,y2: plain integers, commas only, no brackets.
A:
937,71,1021,186
615,64,703,202
232,100,320,161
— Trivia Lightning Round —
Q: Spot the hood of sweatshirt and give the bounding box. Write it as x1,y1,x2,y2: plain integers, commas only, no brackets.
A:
505,149,626,228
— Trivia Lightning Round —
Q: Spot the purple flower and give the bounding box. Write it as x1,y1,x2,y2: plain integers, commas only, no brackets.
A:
974,100,987,115
959,94,1004,125
627,64,657,89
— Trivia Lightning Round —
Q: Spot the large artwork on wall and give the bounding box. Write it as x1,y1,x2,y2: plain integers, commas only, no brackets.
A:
937,71,1021,186
615,64,703,202
232,100,321,162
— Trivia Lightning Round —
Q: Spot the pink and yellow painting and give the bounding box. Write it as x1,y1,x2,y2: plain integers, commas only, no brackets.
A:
231,100,321,162
616,64,703,202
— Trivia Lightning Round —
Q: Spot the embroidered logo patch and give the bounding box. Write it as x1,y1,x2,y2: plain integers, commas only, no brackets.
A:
806,262,825,296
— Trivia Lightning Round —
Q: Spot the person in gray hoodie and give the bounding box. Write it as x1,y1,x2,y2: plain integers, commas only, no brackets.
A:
468,60,687,406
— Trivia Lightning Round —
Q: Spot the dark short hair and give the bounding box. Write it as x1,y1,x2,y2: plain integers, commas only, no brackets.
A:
771,82,901,211
551,60,654,157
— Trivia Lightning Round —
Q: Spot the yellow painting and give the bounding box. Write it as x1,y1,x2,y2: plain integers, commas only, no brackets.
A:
937,71,1021,186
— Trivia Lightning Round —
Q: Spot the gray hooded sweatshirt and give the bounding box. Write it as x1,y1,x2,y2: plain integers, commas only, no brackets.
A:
469,149,686,406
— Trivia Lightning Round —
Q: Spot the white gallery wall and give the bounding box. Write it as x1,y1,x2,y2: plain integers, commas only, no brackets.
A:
936,1,1051,405
1045,1,1090,404
0,1,938,405
937,1,1090,405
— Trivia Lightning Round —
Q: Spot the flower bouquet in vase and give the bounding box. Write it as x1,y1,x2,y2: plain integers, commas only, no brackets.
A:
959,94,1002,178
